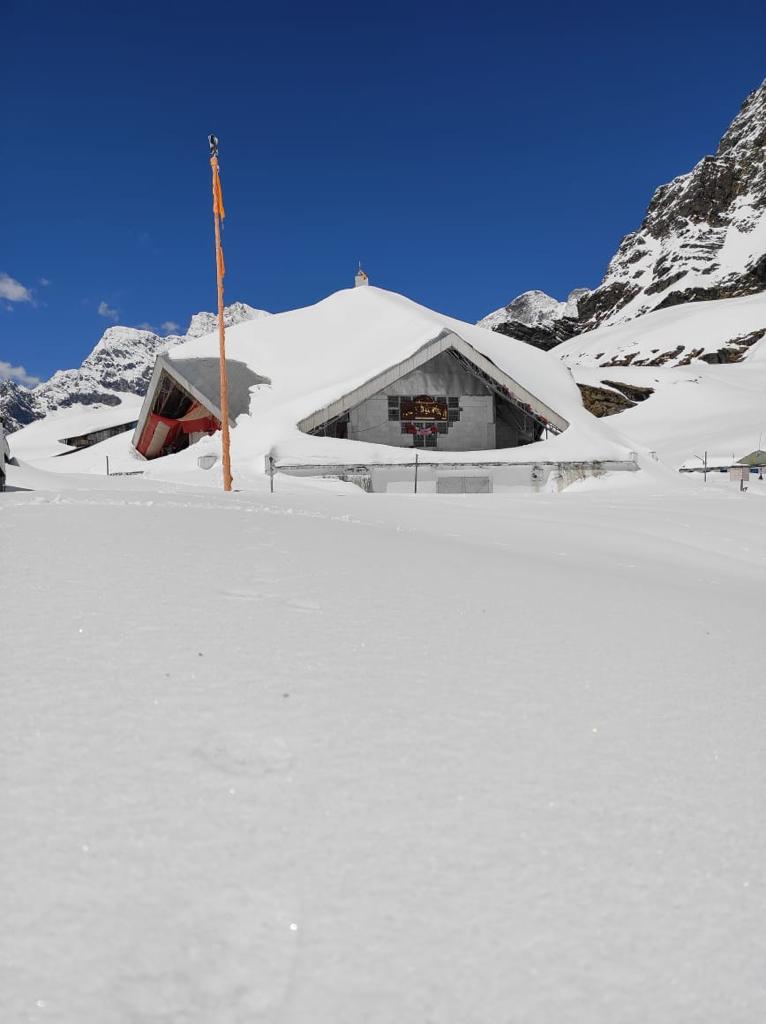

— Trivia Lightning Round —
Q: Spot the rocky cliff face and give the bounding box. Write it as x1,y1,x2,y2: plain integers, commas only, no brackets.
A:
0,379,39,434
35,326,180,418
582,78,766,328
482,78,766,344
0,303,269,433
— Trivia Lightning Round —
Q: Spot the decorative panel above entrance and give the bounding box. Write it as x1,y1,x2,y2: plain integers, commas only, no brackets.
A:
399,395,448,421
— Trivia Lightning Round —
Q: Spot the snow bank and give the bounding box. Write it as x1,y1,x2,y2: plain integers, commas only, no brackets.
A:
556,291,766,369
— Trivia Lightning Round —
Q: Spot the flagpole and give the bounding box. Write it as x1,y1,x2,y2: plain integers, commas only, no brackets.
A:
209,134,233,492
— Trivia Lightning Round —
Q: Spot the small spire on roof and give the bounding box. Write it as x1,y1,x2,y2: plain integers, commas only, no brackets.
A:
355,262,369,287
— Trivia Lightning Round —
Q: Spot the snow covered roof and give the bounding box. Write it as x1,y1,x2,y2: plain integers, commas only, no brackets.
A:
141,286,635,471
295,328,568,435
132,355,267,448
9,399,144,463
678,455,741,471
738,449,766,466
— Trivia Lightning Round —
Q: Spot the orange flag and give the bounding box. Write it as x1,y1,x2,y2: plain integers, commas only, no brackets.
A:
211,156,226,221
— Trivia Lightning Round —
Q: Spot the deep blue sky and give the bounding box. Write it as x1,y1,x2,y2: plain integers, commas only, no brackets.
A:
2,0,765,383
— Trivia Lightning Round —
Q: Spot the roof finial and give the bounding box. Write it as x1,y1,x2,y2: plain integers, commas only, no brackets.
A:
355,262,369,287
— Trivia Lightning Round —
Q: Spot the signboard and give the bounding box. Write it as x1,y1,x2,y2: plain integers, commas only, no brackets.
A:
400,395,448,421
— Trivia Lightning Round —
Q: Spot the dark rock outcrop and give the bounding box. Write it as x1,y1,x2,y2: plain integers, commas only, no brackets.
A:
0,379,39,433
578,380,655,417
490,315,580,351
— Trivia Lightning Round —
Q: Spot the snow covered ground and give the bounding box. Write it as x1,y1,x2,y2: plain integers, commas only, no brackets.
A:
571,358,766,468
555,291,766,369
2,463,765,1023
550,292,766,468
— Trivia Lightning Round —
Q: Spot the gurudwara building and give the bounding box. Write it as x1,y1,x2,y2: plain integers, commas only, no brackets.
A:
132,273,636,492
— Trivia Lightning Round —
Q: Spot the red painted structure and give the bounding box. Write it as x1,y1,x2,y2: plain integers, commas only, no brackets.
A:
135,400,220,459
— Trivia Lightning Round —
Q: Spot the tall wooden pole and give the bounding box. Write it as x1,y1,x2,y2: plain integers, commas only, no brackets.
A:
209,134,233,491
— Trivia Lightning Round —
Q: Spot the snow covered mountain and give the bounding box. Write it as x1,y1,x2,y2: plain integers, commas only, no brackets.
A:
483,78,766,343
478,289,591,350
185,301,271,339
0,379,39,434
583,78,766,329
0,303,269,433
36,325,180,415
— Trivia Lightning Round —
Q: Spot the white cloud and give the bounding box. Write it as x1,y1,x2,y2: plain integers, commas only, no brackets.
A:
161,320,180,333
0,360,41,388
39,277,51,287
98,300,119,322
136,321,156,331
0,273,33,304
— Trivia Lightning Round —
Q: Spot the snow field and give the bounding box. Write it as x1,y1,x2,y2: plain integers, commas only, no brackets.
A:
2,476,766,1022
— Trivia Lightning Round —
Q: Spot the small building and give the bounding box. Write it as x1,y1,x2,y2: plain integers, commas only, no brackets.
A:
678,455,740,474
737,450,766,478
58,419,137,452
132,355,267,459
679,450,766,478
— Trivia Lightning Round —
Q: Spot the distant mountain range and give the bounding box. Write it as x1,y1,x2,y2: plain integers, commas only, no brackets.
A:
480,79,766,358
0,303,269,433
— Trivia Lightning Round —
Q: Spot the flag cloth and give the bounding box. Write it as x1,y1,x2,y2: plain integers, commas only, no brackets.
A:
211,157,226,220
211,156,226,278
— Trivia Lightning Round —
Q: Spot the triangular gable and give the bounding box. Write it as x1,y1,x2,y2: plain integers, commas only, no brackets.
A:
132,355,269,453
297,330,569,436
738,450,766,466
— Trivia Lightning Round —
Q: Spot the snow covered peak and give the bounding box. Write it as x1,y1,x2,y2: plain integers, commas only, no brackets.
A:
80,326,171,384
506,289,589,327
477,289,590,349
186,302,270,339
33,326,171,418
85,324,161,358
717,78,766,158
479,291,564,331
